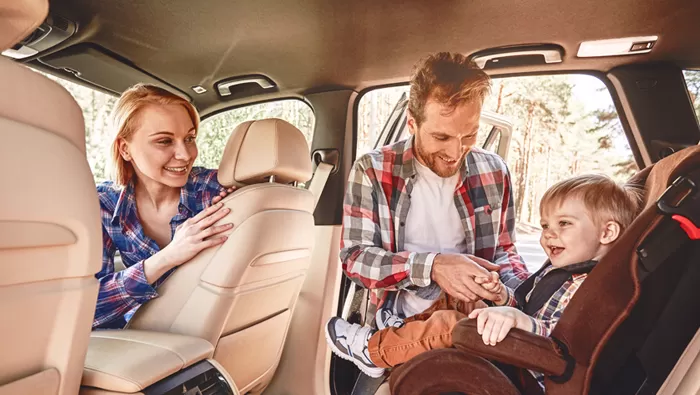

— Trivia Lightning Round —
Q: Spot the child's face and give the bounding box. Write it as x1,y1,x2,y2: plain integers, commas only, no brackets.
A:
539,197,606,268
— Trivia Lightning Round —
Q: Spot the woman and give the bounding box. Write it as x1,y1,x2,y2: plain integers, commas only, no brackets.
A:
94,84,234,329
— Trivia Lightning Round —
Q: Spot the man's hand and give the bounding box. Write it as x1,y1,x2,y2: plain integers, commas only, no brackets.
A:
468,306,531,346
431,254,501,303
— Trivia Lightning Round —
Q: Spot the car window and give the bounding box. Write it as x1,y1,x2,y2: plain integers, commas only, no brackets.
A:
357,86,410,157
358,75,635,271
35,71,315,181
683,70,700,122
486,75,634,270
196,100,315,169
39,72,118,183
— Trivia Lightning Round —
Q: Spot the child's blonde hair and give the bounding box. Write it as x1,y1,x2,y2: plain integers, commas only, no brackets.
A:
540,174,643,232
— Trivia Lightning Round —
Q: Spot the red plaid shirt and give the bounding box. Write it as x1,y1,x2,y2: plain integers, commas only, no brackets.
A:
340,137,529,324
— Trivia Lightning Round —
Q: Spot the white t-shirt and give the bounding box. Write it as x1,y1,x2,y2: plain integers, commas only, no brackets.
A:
399,160,466,317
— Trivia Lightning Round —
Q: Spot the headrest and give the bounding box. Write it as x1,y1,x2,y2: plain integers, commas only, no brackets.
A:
0,0,85,153
625,146,700,211
0,0,47,52
0,58,86,153
217,118,313,187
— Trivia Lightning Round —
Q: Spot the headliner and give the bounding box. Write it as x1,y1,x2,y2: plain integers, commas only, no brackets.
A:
46,0,700,113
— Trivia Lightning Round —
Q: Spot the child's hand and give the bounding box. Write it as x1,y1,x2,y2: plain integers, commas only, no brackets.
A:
468,306,529,346
474,272,506,304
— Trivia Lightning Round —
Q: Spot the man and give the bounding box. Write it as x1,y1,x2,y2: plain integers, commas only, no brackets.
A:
339,52,529,339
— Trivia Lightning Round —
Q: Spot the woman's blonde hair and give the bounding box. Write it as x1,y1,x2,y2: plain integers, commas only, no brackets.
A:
110,84,199,186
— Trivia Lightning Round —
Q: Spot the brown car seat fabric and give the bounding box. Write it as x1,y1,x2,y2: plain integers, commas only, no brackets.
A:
389,348,521,395
126,118,314,394
390,145,700,395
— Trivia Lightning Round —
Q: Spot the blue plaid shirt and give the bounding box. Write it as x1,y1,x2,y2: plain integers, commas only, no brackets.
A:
94,167,224,329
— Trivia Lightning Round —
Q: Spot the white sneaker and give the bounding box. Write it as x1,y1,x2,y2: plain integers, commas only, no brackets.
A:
376,291,405,330
376,307,406,330
325,317,385,378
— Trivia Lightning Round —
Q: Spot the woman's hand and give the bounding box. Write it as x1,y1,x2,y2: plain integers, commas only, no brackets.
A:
211,187,236,206
144,202,233,282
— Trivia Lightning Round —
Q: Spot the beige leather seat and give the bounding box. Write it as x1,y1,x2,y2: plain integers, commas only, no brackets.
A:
127,118,314,394
0,1,102,394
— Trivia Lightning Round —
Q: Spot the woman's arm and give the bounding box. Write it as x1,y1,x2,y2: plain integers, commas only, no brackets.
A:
93,227,158,328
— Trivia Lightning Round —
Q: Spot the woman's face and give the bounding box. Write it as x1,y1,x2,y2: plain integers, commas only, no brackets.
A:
119,103,198,188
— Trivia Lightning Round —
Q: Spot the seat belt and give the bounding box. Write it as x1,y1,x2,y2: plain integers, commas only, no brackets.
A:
307,162,334,209
351,374,387,395
639,171,700,281
310,159,386,394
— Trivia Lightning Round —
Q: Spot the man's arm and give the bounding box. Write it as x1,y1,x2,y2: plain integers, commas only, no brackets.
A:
340,159,435,290
493,167,530,288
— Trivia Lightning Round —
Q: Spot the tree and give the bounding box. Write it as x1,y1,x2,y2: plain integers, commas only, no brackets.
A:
683,70,700,120
39,71,117,182
195,100,315,169
484,75,635,224
585,105,638,179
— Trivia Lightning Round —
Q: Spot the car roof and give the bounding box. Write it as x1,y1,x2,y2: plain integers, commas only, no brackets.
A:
42,0,700,114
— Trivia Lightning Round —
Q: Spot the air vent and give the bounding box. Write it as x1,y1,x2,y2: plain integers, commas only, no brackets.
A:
48,14,72,32
1,13,76,60
142,361,234,395
18,24,51,47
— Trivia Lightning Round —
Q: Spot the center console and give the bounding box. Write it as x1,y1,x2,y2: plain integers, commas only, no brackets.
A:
80,330,238,395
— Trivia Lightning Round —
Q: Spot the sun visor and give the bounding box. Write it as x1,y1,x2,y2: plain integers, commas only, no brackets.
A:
39,44,191,101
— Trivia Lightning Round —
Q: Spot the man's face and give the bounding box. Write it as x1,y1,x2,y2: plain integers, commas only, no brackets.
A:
408,98,482,178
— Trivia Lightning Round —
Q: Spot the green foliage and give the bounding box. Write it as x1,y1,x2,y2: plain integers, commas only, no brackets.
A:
195,100,314,169
484,75,637,224
683,70,700,121
40,72,117,183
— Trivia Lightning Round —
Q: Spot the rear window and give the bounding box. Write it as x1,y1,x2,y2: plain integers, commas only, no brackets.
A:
196,100,314,169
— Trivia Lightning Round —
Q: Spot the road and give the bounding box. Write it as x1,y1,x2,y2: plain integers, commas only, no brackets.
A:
514,232,548,273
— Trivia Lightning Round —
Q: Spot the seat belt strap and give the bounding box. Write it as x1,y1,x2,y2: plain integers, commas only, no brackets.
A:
308,162,334,209
350,374,386,395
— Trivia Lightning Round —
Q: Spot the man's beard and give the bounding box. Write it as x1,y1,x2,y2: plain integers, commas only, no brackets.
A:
414,133,465,178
